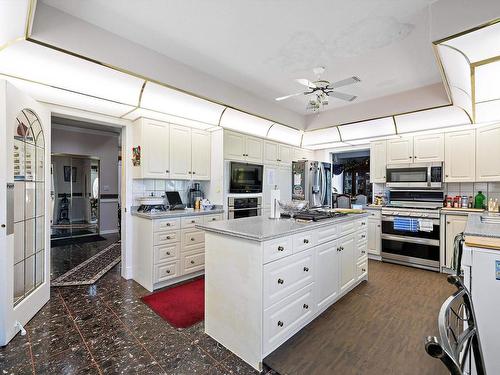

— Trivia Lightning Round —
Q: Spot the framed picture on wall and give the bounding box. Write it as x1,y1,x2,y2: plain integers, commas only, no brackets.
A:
63,166,71,182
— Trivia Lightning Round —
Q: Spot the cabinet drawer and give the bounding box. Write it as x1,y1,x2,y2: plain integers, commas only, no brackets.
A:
181,230,205,248
263,249,314,308
181,249,205,275
339,220,355,235
263,237,292,264
154,218,180,232
355,230,367,245
356,242,368,261
154,261,180,283
203,214,224,224
357,259,368,281
181,216,203,229
316,224,338,245
367,210,381,219
154,230,180,245
356,218,368,229
263,284,315,355
154,243,181,264
292,231,315,254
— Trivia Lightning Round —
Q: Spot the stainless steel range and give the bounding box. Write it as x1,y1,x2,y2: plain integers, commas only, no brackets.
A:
381,190,443,271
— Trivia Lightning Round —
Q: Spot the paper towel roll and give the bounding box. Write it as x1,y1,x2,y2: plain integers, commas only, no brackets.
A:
270,189,280,219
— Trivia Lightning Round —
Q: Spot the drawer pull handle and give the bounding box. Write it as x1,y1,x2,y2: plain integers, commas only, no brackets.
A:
361,250,366,254
277,246,284,252
303,304,309,310
191,260,195,264
361,235,366,238
191,220,196,223
166,251,171,255
361,222,366,226
212,218,217,221
303,267,309,272
277,278,284,285
166,236,171,240
303,239,309,244
166,270,170,274
277,321,284,327
362,268,366,272
191,238,195,241
166,223,171,226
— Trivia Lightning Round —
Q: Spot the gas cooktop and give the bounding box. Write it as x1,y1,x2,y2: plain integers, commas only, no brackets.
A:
281,209,348,222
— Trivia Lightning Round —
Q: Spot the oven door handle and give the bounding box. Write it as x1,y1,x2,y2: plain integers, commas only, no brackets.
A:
228,207,262,212
381,233,439,246
381,216,440,224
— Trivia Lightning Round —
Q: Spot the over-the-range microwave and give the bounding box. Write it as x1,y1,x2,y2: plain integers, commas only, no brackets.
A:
385,162,443,189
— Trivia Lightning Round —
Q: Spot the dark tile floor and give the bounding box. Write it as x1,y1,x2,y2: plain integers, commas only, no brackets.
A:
1,264,276,375
51,234,121,279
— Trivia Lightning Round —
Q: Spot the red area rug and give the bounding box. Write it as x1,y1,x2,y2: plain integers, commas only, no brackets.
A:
141,277,204,328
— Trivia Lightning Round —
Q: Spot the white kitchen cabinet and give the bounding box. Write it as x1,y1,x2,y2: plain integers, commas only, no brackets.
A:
367,216,381,256
386,138,413,164
476,123,500,181
315,241,340,312
264,141,279,165
338,235,356,294
445,130,476,182
370,140,387,183
191,129,211,180
133,119,170,179
169,124,192,180
224,130,263,163
444,214,468,268
278,144,293,166
293,147,306,161
413,133,444,162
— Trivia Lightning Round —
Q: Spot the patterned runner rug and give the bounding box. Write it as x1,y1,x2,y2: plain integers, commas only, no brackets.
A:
52,241,121,287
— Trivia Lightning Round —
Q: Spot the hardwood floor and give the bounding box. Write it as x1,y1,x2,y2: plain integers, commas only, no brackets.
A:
264,260,455,375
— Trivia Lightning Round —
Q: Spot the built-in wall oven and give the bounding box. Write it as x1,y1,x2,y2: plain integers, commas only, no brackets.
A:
386,162,443,189
228,197,262,219
381,190,443,272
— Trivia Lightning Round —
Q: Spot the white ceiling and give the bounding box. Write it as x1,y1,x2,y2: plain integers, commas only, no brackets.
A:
41,0,442,116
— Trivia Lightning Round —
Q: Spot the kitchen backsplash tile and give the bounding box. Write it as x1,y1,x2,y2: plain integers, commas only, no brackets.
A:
132,179,210,206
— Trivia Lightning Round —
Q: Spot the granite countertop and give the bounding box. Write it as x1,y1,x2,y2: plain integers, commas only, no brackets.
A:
464,213,500,239
131,206,224,219
365,205,383,210
196,213,369,242
441,207,485,215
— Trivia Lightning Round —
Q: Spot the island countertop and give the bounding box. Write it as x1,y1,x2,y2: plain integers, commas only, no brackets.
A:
196,213,368,241
464,213,500,239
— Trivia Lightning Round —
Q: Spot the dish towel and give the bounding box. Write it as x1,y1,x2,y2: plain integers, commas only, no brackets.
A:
393,217,418,232
418,219,434,232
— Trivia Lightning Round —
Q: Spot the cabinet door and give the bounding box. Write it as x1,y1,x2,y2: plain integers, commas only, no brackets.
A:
223,131,246,161
278,144,293,166
367,218,381,256
339,235,356,294
293,147,306,161
315,241,340,312
370,140,387,183
413,133,444,162
444,130,475,182
191,129,211,180
264,141,279,165
169,125,192,180
445,215,468,268
386,138,413,164
245,136,263,163
476,123,500,181
143,120,169,178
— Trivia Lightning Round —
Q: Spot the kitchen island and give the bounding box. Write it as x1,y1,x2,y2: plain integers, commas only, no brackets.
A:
196,213,369,371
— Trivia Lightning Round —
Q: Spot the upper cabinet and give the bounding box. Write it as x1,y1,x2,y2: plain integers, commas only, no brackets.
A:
224,130,263,163
264,141,279,165
278,144,293,165
370,140,387,183
387,134,444,164
132,119,211,181
132,119,170,179
413,134,444,162
386,138,413,164
445,130,475,182
191,129,211,180
476,123,500,182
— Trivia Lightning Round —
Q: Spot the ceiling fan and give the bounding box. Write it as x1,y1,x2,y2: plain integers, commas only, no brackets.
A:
276,67,361,111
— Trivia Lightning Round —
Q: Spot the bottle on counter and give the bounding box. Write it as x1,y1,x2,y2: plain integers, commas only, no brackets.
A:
474,191,486,209
468,196,474,208
461,195,468,208
446,196,452,208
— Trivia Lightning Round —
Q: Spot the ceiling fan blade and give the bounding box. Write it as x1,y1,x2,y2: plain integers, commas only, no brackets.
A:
295,78,316,88
327,91,357,102
328,76,361,89
275,92,304,101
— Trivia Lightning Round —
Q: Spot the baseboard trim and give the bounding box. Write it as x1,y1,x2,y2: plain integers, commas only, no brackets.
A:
368,254,382,261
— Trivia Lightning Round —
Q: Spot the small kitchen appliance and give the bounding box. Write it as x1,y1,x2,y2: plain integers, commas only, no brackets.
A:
386,162,443,189
165,191,186,210
188,183,204,208
137,196,167,213
229,162,263,193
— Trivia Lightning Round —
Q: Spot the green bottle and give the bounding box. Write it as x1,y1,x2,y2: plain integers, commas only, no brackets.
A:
474,191,486,209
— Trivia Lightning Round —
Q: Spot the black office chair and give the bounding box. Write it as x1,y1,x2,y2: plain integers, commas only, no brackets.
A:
424,275,486,375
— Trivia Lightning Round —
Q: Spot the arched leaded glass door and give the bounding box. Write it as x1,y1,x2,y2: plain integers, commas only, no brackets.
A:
13,108,45,305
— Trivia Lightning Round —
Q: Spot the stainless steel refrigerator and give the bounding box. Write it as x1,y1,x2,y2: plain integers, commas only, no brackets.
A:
292,160,332,208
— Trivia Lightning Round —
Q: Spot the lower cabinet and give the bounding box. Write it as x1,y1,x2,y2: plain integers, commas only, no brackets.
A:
132,213,224,291
444,214,468,268
315,241,340,311
339,234,356,294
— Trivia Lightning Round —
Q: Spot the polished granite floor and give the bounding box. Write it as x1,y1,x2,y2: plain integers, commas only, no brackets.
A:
51,234,121,279
1,263,277,375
